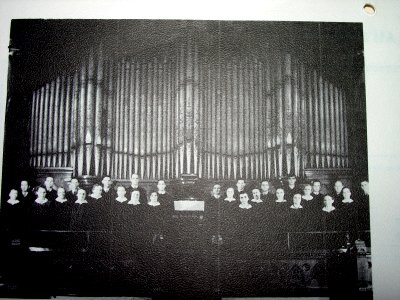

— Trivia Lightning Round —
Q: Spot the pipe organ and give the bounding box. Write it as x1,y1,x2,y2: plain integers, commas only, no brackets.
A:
29,37,349,180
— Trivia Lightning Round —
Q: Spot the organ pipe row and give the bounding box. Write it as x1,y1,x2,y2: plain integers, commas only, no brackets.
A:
29,38,349,180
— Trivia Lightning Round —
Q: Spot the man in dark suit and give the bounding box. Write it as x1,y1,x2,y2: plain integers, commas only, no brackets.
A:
43,176,57,202
66,178,80,202
18,180,34,205
284,174,302,201
101,175,115,205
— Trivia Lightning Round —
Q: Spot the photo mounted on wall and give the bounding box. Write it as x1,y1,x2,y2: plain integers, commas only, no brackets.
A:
1,19,371,299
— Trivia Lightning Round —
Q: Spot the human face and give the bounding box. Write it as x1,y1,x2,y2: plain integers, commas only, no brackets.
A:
9,190,18,200
293,194,302,206
157,180,166,192
45,177,54,189
261,181,269,193
303,185,312,196
312,181,321,193
342,188,351,199
323,196,334,207
252,189,261,199
132,190,140,201
239,193,249,204
57,188,66,198
361,181,369,195
93,185,103,197
288,176,296,186
37,187,46,199
77,189,86,201
236,180,245,191
226,188,234,198
102,177,112,188
150,192,158,202
70,179,79,190
20,181,29,192
276,188,284,200
213,185,221,196
117,186,126,198
334,181,344,194
131,174,139,187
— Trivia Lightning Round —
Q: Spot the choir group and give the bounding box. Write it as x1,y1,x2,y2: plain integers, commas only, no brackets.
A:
2,174,370,248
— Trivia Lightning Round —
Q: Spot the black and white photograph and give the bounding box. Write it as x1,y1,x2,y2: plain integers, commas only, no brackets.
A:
0,19,372,299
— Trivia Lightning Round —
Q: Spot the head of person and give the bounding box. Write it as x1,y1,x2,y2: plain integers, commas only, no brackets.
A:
334,180,344,194
9,189,18,200
102,176,112,189
77,189,86,201
70,178,79,190
293,193,302,206
239,192,249,204
288,174,296,186
303,184,312,196
276,188,285,200
92,184,103,197
157,180,166,192
149,191,158,203
342,187,351,199
212,184,221,197
36,186,46,199
252,188,261,200
361,180,369,195
236,179,245,191
20,180,29,192
131,173,139,187
44,177,54,189
261,181,270,193
226,187,235,198
131,190,140,202
116,186,126,198
323,195,334,207
312,180,321,193
57,187,66,199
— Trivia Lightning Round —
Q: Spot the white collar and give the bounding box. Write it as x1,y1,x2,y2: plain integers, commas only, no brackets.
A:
75,199,88,205
342,199,354,203
7,199,20,205
302,195,313,201
251,198,263,203
275,199,287,203
148,201,160,207
128,199,141,205
239,203,252,209
323,206,335,212
290,204,303,209
224,197,236,202
35,198,48,204
55,197,68,203
90,194,102,199
115,197,128,203
158,191,166,195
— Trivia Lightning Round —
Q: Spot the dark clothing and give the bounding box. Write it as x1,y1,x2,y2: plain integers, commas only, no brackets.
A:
44,188,58,202
111,199,131,256
51,199,72,230
70,202,90,231
357,194,370,231
2,201,28,237
205,196,222,236
270,200,290,232
126,186,148,204
333,192,344,205
30,200,52,230
66,190,79,203
157,192,174,218
302,196,322,230
284,185,302,202
87,196,111,231
233,189,247,202
18,190,35,207
288,207,306,232
102,188,116,206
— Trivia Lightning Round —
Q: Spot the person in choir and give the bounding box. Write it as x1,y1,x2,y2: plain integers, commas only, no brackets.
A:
311,180,325,203
128,190,141,205
358,180,370,231
127,189,146,252
145,192,164,237
111,185,131,258
126,173,147,204
3,189,25,238
260,180,274,202
51,187,72,230
333,180,344,203
43,176,57,201
18,180,34,206
88,184,103,201
288,193,305,232
319,195,339,232
337,187,359,236
234,179,246,200
70,189,90,231
341,187,354,204
302,184,313,202
115,185,128,203
66,178,80,202
30,186,52,230
87,183,112,231
101,175,115,204
156,180,174,235
224,187,236,202
237,192,254,252
239,192,252,210
271,187,289,231
284,174,302,201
